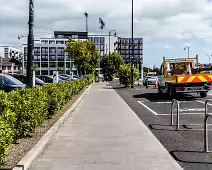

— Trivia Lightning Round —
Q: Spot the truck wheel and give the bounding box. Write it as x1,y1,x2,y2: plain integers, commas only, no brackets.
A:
169,86,176,97
200,92,207,98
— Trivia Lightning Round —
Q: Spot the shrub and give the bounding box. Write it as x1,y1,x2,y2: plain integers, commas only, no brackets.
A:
0,74,94,166
119,64,139,87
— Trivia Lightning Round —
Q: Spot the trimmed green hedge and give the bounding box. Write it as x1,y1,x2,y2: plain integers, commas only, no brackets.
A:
0,74,94,166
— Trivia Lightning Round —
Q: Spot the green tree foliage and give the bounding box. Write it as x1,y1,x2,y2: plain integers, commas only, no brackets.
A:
65,39,100,75
100,52,124,80
119,64,139,87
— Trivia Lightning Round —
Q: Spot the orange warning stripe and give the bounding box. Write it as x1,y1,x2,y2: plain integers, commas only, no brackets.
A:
177,75,212,84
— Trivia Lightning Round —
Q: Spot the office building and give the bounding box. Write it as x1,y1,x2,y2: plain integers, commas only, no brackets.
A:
23,31,88,75
22,31,143,76
0,45,22,73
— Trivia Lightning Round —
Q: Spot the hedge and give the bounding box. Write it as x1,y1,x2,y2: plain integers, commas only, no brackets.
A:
0,74,94,166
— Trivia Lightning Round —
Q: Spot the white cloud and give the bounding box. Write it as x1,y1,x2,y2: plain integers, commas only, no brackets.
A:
1,0,212,66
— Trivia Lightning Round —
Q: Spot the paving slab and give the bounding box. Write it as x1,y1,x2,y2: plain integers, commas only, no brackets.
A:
29,82,182,170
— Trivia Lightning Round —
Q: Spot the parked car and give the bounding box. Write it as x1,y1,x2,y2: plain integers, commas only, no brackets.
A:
11,74,46,86
143,75,158,86
37,75,64,83
0,74,25,92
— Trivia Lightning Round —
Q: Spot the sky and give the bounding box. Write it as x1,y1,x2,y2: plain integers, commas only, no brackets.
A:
1,0,212,68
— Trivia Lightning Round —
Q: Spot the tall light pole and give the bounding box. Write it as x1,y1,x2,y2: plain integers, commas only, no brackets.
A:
84,12,88,36
27,0,34,88
184,46,190,58
131,0,134,88
109,30,116,57
206,54,211,65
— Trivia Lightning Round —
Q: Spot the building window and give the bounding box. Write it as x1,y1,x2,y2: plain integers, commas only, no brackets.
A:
66,56,70,61
34,62,40,67
57,48,64,55
49,48,56,55
94,37,99,44
88,37,93,42
66,62,70,68
126,39,129,44
134,39,138,44
41,55,48,61
57,35,64,38
34,55,40,61
41,40,48,44
100,44,104,50
58,55,64,61
4,48,9,53
129,39,132,44
41,62,48,68
4,53,9,58
100,51,104,56
49,55,56,61
41,70,48,75
41,47,48,54
121,39,125,44
138,39,143,44
58,62,65,68
34,47,40,53
49,62,56,68
72,35,78,39
100,37,105,44
95,44,99,50
56,41,64,44
49,40,55,44
24,47,28,54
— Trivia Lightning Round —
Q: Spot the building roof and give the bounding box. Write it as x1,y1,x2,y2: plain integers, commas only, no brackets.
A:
54,31,88,36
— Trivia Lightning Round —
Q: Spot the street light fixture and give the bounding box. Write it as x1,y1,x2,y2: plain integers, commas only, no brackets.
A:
131,0,134,88
184,46,190,58
84,12,88,36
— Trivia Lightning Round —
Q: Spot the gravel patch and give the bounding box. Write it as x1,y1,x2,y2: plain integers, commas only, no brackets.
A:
1,88,86,170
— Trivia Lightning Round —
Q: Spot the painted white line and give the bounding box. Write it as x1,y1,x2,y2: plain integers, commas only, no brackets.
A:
156,101,188,104
159,113,203,116
179,108,205,112
196,100,212,106
138,101,158,115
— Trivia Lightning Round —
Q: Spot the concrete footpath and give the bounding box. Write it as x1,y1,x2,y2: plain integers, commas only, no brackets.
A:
29,82,182,170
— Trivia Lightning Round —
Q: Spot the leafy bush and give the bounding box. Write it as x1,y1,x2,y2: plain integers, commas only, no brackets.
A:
119,64,139,87
0,75,93,166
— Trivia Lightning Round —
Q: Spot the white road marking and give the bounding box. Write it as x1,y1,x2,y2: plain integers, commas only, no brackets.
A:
138,101,158,115
179,108,205,112
156,101,190,104
159,112,205,116
196,100,212,106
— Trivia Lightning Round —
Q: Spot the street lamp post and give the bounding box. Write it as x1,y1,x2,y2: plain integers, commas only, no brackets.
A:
109,30,116,57
206,54,211,65
184,46,190,58
27,0,34,88
131,0,134,88
84,12,88,36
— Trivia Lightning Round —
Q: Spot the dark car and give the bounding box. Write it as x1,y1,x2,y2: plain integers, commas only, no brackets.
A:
0,74,25,92
36,75,64,84
11,74,46,86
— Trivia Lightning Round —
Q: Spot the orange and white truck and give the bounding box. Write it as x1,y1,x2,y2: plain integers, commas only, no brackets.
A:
158,55,212,97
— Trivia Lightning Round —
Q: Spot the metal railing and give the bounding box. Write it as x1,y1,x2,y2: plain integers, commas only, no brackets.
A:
171,99,180,130
204,99,212,152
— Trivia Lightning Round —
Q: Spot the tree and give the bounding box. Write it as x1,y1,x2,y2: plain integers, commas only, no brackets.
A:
119,64,139,87
65,39,100,76
100,52,124,80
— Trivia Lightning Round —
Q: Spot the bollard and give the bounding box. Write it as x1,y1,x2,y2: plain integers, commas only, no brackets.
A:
171,99,180,130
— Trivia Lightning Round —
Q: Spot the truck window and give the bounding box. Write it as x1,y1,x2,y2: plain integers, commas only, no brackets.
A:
159,64,163,75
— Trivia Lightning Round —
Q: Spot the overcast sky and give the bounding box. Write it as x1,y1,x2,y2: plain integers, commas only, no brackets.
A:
1,0,212,67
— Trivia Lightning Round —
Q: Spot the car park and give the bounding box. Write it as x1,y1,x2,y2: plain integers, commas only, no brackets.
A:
11,74,46,86
36,75,64,83
0,74,25,92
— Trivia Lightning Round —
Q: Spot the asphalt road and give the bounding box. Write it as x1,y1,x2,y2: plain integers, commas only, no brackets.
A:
112,81,212,170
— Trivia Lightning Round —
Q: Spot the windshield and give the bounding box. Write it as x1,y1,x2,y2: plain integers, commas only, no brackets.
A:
36,77,45,84
0,74,24,85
